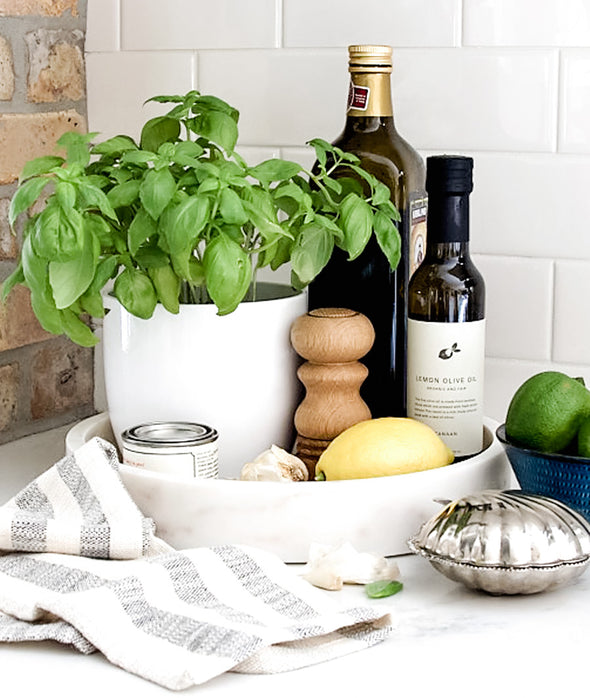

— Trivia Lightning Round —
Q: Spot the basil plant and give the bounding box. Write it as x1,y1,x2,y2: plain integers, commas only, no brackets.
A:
3,91,401,347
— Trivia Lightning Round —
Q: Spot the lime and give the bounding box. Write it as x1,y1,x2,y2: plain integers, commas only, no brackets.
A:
505,371,590,453
315,417,454,481
578,416,590,458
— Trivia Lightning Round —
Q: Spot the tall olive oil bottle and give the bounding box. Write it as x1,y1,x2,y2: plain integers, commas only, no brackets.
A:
308,45,426,417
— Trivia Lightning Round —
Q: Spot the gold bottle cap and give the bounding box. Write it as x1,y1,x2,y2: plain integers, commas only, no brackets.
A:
348,45,392,68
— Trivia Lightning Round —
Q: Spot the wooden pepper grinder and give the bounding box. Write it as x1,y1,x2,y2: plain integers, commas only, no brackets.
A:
290,307,375,477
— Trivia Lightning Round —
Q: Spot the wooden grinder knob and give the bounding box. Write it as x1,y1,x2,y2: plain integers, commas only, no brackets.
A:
290,308,375,476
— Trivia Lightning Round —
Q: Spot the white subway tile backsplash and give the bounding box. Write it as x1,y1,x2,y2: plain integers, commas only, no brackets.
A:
559,50,590,153
393,49,558,152
120,0,278,50
474,255,553,361
467,152,590,260
553,261,590,365
82,0,590,421
464,0,590,47
86,52,195,141
86,0,120,52
198,50,346,146
283,0,461,48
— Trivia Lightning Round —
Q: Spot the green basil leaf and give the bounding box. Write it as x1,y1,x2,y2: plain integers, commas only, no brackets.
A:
140,116,181,152
55,181,76,210
91,134,138,156
78,289,105,318
30,291,64,335
121,150,156,165
374,210,401,271
134,244,168,268
365,580,403,599
86,256,119,296
190,111,238,153
56,131,95,167
113,268,157,319
290,222,333,286
203,233,251,315
140,168,176,220
173,140,204,166
219,187,247,225
9,177,50,226
0,261,24,302
372,181,392,206
128,207,157,255
161,195,211,254
248,159,302,184
194,94,239,121
339,193,373,260
49,227,99,309
60,309,99,347
107,180,140,209
149,264,180,314
19,155,64,182
78,183,118,220
32,204,85,261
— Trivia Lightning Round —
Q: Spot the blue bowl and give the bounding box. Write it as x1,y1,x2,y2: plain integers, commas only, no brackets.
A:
496,424,590,521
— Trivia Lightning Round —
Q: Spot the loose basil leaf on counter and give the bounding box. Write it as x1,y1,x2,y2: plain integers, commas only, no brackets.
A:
365,580,403,599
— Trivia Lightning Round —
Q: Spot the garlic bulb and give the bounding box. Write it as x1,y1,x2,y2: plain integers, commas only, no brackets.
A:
301,542,401,591
240,445,308,482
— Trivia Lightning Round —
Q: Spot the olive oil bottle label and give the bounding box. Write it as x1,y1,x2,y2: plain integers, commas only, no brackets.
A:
409,196,427,277
407,318,485,457
347,81,370,111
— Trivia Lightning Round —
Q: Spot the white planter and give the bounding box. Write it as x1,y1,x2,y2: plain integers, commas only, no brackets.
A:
102,284,307,479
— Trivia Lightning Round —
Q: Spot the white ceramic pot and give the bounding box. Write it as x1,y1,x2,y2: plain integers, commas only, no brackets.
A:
102,284,308,479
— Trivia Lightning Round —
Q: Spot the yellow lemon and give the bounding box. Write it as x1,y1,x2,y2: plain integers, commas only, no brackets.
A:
316,417,454,481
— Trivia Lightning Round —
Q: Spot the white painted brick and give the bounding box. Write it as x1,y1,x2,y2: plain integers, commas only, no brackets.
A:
454,151,590,261
473,254,553,361
559,50,590,153
284,0,461,48
553,261,590,365
120,0,277,50
86,0,119,52
198,49,346,146
86,52,195,141
393,48,558,152
464,0,590,47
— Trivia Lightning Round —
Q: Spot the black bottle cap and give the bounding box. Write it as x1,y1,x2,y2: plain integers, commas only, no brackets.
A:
426,155,473,195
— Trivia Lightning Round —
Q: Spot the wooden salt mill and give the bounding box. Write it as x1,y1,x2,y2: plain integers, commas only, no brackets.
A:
290,308,375,477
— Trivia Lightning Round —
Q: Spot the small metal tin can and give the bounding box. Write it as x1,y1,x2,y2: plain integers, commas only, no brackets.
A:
121,422,219,479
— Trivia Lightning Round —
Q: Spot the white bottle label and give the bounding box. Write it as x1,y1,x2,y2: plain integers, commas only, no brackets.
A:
407,318,485,457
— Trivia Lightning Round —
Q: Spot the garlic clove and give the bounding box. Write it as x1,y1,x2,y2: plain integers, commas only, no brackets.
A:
240,445,308,482
301,542,401,590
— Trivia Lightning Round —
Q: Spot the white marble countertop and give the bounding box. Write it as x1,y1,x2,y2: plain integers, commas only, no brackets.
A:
0,426,587,697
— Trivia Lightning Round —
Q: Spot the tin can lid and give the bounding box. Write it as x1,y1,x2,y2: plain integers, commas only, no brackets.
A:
121,422,218,448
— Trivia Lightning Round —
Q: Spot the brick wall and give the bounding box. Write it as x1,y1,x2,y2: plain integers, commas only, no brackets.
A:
0,0,94,444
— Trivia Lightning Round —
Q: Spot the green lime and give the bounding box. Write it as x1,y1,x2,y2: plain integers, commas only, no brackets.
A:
505,371,590,453
578,416,590,458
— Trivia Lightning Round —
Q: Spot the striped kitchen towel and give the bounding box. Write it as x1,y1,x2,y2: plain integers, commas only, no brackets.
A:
0,439,393,690
0,437,169,559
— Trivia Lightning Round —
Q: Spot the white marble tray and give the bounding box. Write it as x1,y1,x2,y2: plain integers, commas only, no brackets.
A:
66,413,513,562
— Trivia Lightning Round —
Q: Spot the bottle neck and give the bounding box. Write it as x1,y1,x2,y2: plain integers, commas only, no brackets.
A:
347,70,393,119
426,194,470,245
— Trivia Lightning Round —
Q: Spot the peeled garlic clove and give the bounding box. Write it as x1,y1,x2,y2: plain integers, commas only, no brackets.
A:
302,542,401,590
240,445,308,482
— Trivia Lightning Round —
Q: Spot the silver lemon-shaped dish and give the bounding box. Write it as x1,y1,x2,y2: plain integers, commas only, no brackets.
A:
408,490,590,595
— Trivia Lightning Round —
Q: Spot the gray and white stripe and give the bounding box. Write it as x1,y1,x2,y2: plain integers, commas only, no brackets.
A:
0,546,392,690
0,438,161,560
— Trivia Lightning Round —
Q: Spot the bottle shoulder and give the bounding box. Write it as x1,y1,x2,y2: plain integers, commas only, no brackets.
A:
408,256,485,322
332,120,425,193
